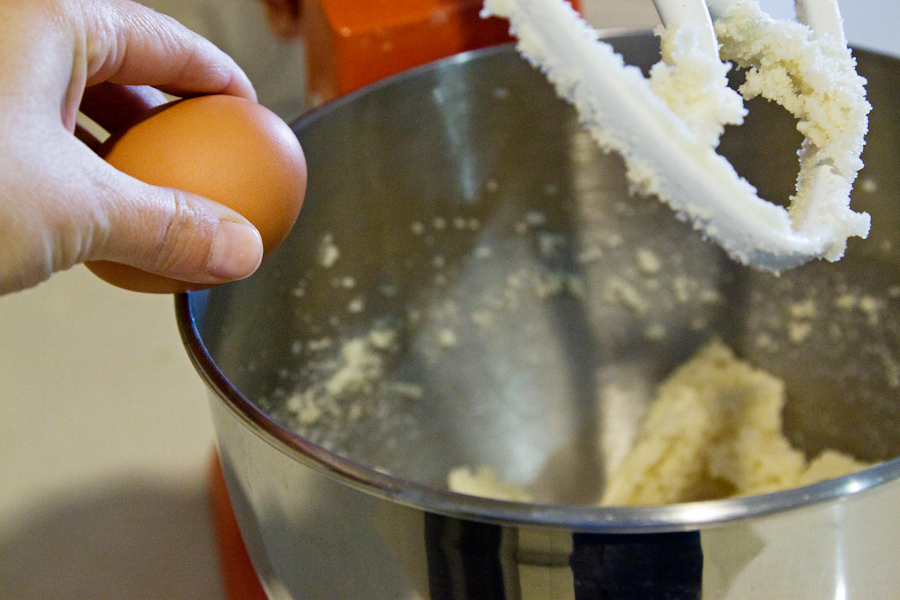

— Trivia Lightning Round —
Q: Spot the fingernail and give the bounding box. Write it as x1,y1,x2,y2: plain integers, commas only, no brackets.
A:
207,221,263,279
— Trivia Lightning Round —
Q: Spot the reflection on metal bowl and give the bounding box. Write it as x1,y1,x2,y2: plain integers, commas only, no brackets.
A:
177,34,900,600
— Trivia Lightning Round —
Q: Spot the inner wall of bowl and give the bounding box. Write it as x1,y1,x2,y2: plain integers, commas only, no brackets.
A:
197,36,900,505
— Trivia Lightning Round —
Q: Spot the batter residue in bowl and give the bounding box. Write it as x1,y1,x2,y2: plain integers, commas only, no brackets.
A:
449,340,870,506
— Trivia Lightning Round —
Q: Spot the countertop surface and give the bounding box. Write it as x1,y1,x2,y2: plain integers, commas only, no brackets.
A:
0,268,222,599
1,1,898,598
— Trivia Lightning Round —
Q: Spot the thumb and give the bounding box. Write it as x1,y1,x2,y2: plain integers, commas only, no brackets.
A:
1,137,263,295
84,161,265,289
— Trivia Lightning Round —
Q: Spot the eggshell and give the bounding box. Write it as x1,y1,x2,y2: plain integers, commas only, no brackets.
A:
86,94,307,293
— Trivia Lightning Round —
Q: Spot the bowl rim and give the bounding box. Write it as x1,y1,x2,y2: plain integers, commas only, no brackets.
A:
175,40,900,533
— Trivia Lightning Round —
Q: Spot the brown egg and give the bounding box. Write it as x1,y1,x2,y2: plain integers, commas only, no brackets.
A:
86,94,307,293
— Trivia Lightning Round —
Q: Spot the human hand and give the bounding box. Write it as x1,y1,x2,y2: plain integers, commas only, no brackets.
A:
0,0,265,295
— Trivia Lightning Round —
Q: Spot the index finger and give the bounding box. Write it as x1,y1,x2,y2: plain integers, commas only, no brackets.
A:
80,0,256,101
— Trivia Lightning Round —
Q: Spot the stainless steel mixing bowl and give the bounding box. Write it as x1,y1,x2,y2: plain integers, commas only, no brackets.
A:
177,33,900,599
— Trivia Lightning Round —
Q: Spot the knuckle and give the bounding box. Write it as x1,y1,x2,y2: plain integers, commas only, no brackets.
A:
150,188,212,274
